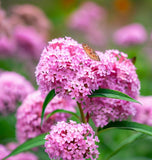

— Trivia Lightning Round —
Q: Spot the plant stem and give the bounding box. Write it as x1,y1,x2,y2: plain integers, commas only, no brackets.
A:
77,102,86,123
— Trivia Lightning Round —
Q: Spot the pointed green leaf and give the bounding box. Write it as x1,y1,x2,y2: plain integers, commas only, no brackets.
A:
105,133,143,160
41,89,56,126
46,109,80,122
3,133,47,160
88,88,140,104
99,121,152,136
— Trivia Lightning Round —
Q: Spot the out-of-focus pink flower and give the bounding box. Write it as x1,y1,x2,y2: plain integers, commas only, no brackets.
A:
68,1,106,32
14,26,45,59
45,121,99,160
0,36,15,56
9,4,52,41
0,9,15,56
0,71,34,115
16,90,76,143
132,96,152,125
8,153,38,160
67,1,106,46
113,23,147,46
35,37,140,127
0,145,10,159
0,143,38,160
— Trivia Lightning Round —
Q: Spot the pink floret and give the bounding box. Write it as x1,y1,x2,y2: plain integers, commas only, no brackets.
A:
113,23,147,46
0,71,34,115
132,96,152,126
35,37,140,127
45,121,99,160
16,90,76,143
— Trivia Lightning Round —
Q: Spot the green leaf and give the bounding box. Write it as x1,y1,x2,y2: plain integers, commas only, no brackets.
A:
41,89,56,126
105,133,143,160
98,121,152,136
88,88,140,104
3,133,47,160
46,109,80,122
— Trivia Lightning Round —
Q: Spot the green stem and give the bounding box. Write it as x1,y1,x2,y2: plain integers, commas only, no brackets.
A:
77,102,86,123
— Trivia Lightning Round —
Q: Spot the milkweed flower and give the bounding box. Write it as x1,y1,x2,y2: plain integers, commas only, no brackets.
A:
35,37,140,127
0,71,34,115
132,96,152,126
113,23,147,46
16,91,76,143
45,121,99,160
0,143,38,160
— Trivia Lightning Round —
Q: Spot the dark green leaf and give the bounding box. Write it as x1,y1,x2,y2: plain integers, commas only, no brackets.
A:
3,133,47,160
105,133,143,160
41,89,56,126
46,109,80,122
89,88,140,104
98,121,152,136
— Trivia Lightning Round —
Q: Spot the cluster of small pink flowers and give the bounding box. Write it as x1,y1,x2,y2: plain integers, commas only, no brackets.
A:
132,96,152,126
0,71,34,115
36,37,140,127
0,143,38,160
67,1,106,46
113,23,147,46
45,121,99,160
16,90,76,143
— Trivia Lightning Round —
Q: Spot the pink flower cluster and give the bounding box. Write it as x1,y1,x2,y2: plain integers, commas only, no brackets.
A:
0,71,34,115
16,90,76,143
45,121,99,160
0,144,38,160
113,23,147,46
132,96,152,126
36,37,140,127
67,1,106,46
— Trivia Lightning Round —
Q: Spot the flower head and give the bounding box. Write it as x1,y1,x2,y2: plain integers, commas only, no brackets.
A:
45,121,99,160
132,96,152,126
16,90,76,143
0,71,34,115
36,37,140,127
113,23,147,46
